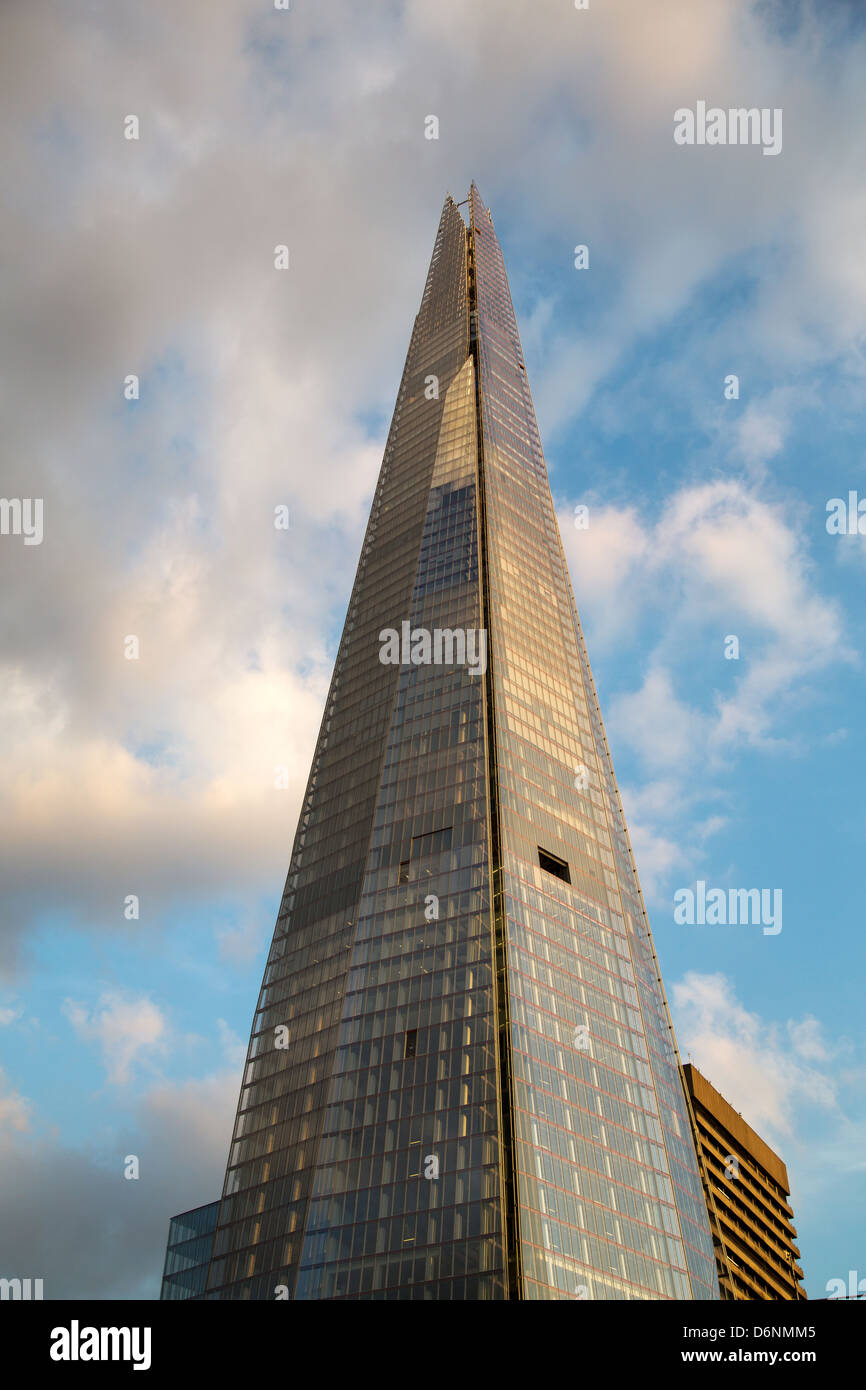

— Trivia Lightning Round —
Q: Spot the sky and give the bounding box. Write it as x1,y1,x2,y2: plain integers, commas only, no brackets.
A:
1,0,864,1300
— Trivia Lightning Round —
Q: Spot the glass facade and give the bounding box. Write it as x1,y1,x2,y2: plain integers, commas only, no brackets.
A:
194,186,719,1300
161,1201,220,1300
469,186,718,1299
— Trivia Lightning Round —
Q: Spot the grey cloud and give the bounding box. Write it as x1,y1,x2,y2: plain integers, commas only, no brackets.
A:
0,1067,237,1299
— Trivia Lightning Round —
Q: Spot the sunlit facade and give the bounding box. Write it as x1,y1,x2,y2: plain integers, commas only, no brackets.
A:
187,186,719,1300
683,1063,806,1300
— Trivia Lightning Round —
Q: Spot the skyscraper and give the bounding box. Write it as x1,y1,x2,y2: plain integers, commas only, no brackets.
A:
191,185,720,1301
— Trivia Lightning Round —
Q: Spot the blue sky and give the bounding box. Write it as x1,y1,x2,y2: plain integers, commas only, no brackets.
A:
1,0,864,1299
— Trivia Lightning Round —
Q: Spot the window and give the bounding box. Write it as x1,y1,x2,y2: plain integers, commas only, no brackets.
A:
538,847,571,884
398,860,410,884
404,1029,417,1059
411,826,452,858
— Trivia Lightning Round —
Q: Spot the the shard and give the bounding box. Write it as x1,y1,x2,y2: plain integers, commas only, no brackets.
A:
192,185,720,1301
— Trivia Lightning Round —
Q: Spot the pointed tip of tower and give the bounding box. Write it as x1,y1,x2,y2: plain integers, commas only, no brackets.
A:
467,181,494,226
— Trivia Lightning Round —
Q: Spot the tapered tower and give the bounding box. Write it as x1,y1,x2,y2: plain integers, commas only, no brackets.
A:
183,186,719,1301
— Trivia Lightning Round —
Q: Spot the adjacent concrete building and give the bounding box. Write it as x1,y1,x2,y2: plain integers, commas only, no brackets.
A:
682,1063,806,1300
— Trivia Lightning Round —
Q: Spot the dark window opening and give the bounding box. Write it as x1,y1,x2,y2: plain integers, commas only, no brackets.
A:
538,847,571,884
410,826,452,858
398,860,410,884
404,1029,417,1059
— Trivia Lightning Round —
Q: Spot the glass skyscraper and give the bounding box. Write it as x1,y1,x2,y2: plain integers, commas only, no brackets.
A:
181,185,719,1301
160,1202,220,1301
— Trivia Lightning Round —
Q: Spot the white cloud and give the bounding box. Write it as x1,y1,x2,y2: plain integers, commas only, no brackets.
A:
0,1069,31,1133
216,910,273,966
1,0,864,975
559,479,849,893
559,475,856,920
64,991,168,1086
559,503,652,644
616,777,729,904
621,818,683,903
613,666,708,774
673,971,839,1141
788,1016,835,1064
